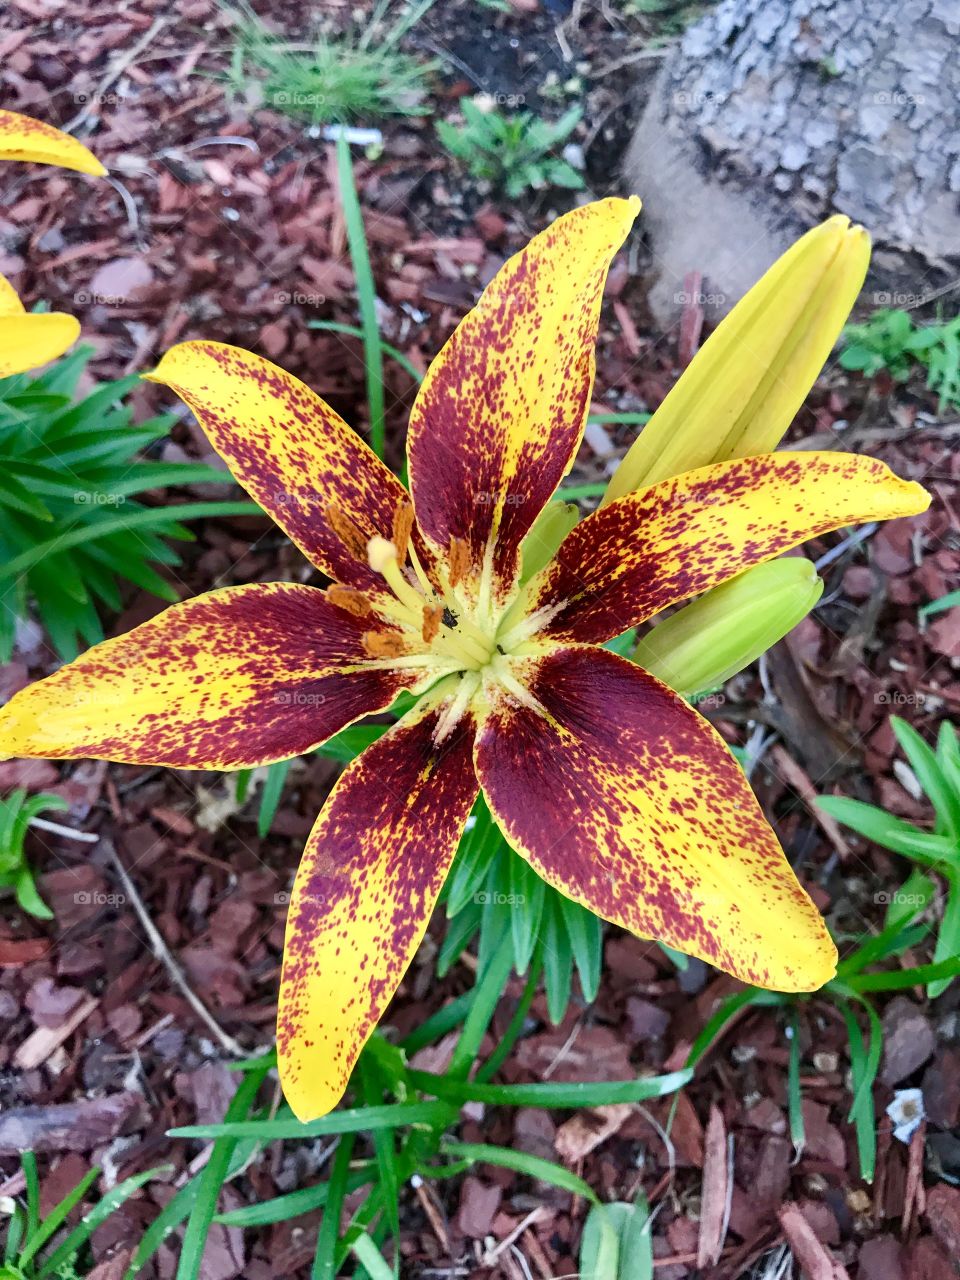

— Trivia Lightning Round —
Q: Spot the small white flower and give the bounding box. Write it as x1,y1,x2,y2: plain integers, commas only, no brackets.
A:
886,1088,925,1143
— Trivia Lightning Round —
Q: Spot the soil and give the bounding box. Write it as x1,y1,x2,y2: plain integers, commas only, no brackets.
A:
1,1,958,1277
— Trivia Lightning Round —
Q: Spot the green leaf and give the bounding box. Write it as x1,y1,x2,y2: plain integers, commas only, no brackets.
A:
407,1067,692,1108
817,796,952,862
441,1140,600,1203
169,1099,453,1141
891,716,960,838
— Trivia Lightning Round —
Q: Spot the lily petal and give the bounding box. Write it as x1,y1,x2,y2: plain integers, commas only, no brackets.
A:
278,687,478,1120
0,110,106,176
0,583,426,769
476,645,837,990
522,452,928,645
145,342,409,596
0,271,80,377
407,197,639,614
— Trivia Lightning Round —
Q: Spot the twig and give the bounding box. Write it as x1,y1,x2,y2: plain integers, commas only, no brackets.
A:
28,817,98,843
109,846,247,1057
65,16,172,132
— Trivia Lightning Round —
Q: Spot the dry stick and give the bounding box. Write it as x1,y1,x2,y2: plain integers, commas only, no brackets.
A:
109,846,247,1058
65,15,171,131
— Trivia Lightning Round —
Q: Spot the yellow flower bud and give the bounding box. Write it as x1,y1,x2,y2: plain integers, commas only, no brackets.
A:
603,215,870,503
633,557,823,697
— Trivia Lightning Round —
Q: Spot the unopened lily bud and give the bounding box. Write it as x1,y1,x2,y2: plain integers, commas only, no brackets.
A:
603,215,871,502
634,557,823,698
519,500,579,583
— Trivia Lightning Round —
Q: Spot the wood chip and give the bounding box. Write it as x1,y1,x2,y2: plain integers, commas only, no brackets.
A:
778,1203,851,1280
697,1103,728,1268
14,995,98,1070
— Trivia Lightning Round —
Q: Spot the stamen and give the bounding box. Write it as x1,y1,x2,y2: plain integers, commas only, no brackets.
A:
327,585,373,617
448,536,470,589
421,604,443,644
392,501,414,565
362,629,408,659
326,505,368,560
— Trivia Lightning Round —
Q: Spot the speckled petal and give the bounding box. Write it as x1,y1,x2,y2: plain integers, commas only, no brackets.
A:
145,342,410,595
0,109,106,175
476,644,837,991
406,197,639,613
278,688,478,1120
525,452,929,645
0,583,426,769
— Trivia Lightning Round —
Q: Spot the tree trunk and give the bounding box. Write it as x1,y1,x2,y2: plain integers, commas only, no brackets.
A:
625,0,960,324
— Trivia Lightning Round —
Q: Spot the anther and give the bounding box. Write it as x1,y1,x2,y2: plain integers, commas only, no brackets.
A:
326,505,368,560
326,585,373,618
362,629,407,659
448,536,470,589
392,501,414,565
421,604,443,644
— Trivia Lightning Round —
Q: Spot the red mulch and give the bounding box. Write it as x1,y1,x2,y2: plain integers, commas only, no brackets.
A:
1,1,959,1277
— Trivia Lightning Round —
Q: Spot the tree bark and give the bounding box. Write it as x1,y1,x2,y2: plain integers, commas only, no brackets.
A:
625,0,960,323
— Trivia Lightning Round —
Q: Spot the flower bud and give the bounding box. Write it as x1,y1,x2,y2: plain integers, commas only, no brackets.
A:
603,215,871,502
633,557,823,697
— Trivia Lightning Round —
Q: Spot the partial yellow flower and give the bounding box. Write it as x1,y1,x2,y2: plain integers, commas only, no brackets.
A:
0,272,80,378
0,109,106,175
0,111,105,376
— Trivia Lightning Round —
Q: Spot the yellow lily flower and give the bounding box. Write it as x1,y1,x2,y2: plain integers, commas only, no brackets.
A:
0,198,928,1122
604,215,870,501
0,109,106,176
0,110,104,376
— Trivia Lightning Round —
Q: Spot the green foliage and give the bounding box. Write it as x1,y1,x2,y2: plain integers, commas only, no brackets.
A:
155,947,689,1280
839,307,960,412
696,719,960,1183
580,1196,653,1280
440,795,603,1022
0,346,257,662
1,1151,165,1280
226,2,435,125
819,716,960,998
0,789,68,920
437,99,584,199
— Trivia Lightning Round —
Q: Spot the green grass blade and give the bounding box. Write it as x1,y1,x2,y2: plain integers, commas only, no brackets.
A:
441,1140,600,1203
407,1068,692,1108
169,1099,453,1141
176,1065,269,1280
336,135,385,460
312,1134,356,1280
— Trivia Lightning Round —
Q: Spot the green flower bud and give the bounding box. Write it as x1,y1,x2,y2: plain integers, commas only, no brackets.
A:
634,557,823,697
